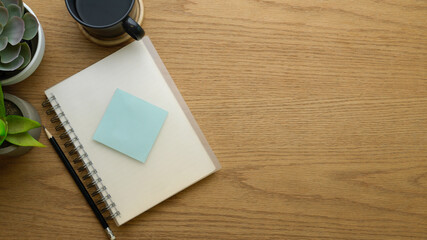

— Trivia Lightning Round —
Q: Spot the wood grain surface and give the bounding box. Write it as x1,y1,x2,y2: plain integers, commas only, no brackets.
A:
0,0,426,239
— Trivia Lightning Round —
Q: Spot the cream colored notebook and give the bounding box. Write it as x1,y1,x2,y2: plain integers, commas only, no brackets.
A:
44,37,221,226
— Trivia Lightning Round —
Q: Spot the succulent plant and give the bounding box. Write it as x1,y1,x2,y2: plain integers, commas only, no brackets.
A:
0,0,39,72
0,83,44,147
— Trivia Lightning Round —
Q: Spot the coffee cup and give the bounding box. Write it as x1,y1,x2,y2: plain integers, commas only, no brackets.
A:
65,0,145,41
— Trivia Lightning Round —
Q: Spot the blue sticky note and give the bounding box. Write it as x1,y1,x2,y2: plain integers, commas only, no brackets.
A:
93,89,168,163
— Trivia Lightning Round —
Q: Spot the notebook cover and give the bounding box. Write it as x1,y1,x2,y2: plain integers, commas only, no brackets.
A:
45,37,221,226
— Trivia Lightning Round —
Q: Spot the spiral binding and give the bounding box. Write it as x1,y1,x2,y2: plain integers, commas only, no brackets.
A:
43,95,120,221
73,153,88,164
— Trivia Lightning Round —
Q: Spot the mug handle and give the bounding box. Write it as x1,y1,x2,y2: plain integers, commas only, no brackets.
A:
122,16,145,40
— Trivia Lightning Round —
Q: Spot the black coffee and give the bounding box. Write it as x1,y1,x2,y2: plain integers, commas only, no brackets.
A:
75,0,132,26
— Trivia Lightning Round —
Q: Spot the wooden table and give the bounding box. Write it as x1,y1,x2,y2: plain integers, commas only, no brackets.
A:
1,0,426,239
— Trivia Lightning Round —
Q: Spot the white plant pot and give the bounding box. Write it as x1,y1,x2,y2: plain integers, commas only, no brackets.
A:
1,3,45,86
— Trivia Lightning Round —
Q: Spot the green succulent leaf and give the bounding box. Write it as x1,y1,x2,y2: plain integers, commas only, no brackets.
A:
17,42,30,70
0,36,7,51
22,13,38,40
0,1,3,7
0,55,23,71
0,6,8,26
1,0,23,17
0,24,2,36
0,42,21,63
2,16,24,45
7,4,21,20
0,83,4,117
0,118,7,145
5,132,45,147
1,0,22,10
5,115,40,134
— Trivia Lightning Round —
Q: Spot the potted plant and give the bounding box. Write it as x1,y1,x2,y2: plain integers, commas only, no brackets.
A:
0,0,45,86
0,84,44,157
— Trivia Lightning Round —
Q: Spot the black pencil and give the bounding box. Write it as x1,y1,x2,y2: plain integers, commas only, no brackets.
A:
44,127,115,240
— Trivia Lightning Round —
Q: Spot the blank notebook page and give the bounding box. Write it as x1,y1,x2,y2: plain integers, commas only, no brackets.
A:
45,37,221,226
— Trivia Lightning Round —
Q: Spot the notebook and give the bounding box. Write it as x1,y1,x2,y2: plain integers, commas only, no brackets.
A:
44,37,221,226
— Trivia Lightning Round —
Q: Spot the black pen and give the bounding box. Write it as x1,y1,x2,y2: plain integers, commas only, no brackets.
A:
44,127,115,240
